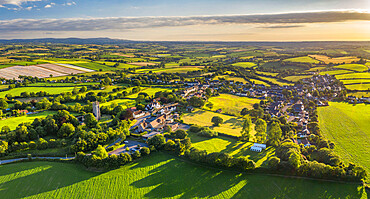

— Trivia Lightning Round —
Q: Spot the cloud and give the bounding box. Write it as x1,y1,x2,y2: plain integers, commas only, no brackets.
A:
24,6,31,10
45,2,55,8
0,11,368,32
0,0,41,6
258,25,305,29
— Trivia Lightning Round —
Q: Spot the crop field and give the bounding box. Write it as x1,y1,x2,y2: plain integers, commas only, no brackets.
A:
28,82,97,87
0,63,92,79
135,67,202,74
205,94,260,116
0,111,56,130
0,86,81,98
255,71,279,77
306,66,327,72
0,153,366,198
318,102,370,184
72,62,118,71
309,55,360,64
231,62,256,68
128,62,157,66
333,64,368,72
182,109,244,136
283,75,313,82
349,91,370,98
284,56,320,64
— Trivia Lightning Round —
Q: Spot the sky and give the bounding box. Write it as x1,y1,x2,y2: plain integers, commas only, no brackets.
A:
0,0,369,41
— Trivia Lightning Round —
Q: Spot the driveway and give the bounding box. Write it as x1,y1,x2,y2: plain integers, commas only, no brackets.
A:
109,140,148,155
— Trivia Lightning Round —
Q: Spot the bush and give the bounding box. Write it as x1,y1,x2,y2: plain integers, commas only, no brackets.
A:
140,147,150,156
198,128,218,138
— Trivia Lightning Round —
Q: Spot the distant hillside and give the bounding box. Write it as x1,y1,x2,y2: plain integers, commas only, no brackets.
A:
0,38,136,45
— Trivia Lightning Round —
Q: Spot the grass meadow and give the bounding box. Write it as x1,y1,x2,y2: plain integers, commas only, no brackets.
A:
318,102,370,184
205,94,260,116
182,109,244,136
0,111,56,130
284,56,320,64
309,55,360,64
0,87,81,98
283,75,313,82
231,62,256,68
0,153,367,198
135,67,202,74
333,64,368,72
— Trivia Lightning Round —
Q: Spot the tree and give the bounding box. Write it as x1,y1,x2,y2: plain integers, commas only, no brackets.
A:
240,108,249,116
173,129,188,139
0,140,8,154
0,98,8,110
79,86,87,93
92,145,108,159
241,115,252,141
1,126,10,134
140,147,150,156
147,134,166,149
288,152,301,169
58,123,75,138
267,122,282,147
255,119,267,143
211,116,223,126
206,102,213,110
15,124,29,142
188,96,205,108
268,156,280,170
84,113,98,128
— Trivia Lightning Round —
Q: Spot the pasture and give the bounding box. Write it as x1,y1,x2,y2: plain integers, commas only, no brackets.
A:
257,76,293,86
188,133,272,167
283,75,313,82
333,64,368,72
182,109,243,136
0,87,81,98
213,75,248,84
319,70,353,76
318,102,370,184
0,153,366,198
135,67,202,74
0,111,56,130
335,72,370,80
344,83,370,91
284,56,320,64
231,62,256,68
205,94,260,116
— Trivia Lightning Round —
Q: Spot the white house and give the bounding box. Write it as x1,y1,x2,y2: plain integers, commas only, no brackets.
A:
133,110,145,119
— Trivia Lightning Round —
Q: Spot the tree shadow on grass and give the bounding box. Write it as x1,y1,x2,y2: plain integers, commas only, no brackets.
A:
0,161,99,199
130,156,246,198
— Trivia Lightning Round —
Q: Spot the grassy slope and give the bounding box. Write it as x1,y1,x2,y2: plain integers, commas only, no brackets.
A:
284,56,320,64
333,64,368,72
318,102,370,184
182,109,244,136
205,94,260,116
0,111,56,130
0,153,366,198
231,62,256,68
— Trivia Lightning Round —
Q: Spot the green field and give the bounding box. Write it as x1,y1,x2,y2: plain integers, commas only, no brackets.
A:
28,82,97,87
0,111,56,130
182,109,243,136
344,83,370,91
283,75,313,82
257,76,293,86
319,70,353,76
231,62,256,68
0,87,80,98
100,98,136,108
333,64,368,72
127,87,172,98
188,133,272,167
0,153,366,198
284,56,320,64
205,94,260,116
213,75,248,84
135,67,202,74
335,72,370,80
318,102,370,184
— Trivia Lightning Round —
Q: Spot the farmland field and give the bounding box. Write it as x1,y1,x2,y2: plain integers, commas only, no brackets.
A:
0,111,56,130
213,75,248,84
0,87,81,98
284,56,320,63
0,153,366,198
344,83,370,91
257,76,293,86
333,64,368,72
135,67,202,74
127,87,173,98
100,98,136,108
283,75,313,82
319,70,353,76
318,102,370,184
309,55,360,64
231,62,256,68
182,109,244,136
205,94,260,116
335,72,370,80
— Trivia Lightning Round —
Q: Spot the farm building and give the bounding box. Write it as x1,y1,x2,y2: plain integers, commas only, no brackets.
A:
250,143,266,152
